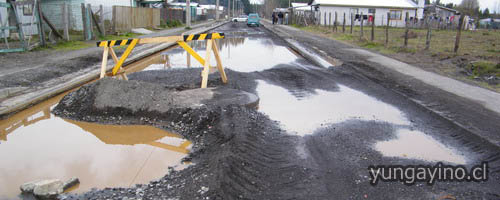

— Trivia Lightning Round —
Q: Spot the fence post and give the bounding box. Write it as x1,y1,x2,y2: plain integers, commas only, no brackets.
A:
329,12,331,28
112,6,116,34
81,3,87,40
371,12,375,41
334,12,337,32
360,12,364,40
100,5,105,36
62,3,69,41
342,12,345,33
36,0,46,46
350,13,353,34
87,4,93,40
324,12,326,27
425,17,431,50
454,15,465,53
386,12,389,46
404,12,409,48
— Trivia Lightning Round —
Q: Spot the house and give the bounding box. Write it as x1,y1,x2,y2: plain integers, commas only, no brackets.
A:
291,2,312,15
424,4,459,18
479,18,500,29
308,0,425,27
0,0,9,37
167,2,198,21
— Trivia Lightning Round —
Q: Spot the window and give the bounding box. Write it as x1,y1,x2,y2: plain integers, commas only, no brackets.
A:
350,8,359,14
23,5,33,16
368,8,376,14
389,10,402,20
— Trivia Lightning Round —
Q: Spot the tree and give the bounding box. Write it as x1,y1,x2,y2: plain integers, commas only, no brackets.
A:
482,8,490,18
459,0,479,16
425,0,431,5
445,3,454,9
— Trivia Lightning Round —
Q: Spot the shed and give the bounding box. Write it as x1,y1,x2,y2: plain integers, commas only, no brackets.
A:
308,0,424,27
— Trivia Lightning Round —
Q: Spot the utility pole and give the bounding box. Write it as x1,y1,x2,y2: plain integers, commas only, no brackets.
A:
186,0,191,27
232,0,235,17
216,0,219,20
228,0,231,18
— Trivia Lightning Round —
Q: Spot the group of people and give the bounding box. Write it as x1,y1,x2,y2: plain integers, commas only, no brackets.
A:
272,12,288,25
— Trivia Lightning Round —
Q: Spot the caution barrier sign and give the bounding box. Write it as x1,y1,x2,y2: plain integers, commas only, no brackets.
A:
97,32,227,88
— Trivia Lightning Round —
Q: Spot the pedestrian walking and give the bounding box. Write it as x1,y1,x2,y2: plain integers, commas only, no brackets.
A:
272,12,276,25
278,12,284,24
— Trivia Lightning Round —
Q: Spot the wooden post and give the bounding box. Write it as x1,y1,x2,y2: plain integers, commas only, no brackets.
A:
342,12,345,33
81,3,87,40
360,12,364,40
454,15,465,53
334,12,337,32
371,12,375,41
350,13,354,34
211,39,227,83
100,5,105,36
62,3,69,41
87,4,93,39
425,17,431,50
318,11,321,25
329,12,331,28
404,12,409,48
201,40,213,88
187,52,191,68
386,13,389,46
324,12,326,27
36,0,46,46
112,6,116,34
100,47,109,78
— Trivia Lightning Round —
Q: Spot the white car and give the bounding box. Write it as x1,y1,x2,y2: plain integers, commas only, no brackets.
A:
232,15,248,22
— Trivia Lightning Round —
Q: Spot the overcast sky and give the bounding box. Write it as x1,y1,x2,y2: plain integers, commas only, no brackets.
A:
439,0,499,11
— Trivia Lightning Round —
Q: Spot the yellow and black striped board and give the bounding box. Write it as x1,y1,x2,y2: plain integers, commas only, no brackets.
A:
183,33,225,42
97,39,138,47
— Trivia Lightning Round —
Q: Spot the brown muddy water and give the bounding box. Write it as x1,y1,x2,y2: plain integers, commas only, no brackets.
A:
0,92,191,199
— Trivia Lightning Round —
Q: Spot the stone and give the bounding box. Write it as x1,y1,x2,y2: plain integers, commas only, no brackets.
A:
62,177,80,191
20,180,42,193
32,179,64,199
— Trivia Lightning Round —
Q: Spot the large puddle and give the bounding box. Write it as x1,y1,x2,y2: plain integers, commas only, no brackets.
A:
256,80,409,135
255,80,467,164
0,93,191,199
375,129,466,164
140,37,317,73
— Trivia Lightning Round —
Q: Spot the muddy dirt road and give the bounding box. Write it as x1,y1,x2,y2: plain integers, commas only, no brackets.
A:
3,22,500,199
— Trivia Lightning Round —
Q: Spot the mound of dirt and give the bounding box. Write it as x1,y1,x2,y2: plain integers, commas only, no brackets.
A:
52,76,322,200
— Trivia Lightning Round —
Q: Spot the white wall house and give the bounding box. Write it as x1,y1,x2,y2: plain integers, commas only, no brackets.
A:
0,0,9,37
309,0,424,27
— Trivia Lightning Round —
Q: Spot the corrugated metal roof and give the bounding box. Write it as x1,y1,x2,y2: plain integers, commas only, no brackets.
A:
311,0,418,8
292,3,311,11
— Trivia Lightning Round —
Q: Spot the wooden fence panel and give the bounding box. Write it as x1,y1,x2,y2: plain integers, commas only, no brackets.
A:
113,6,160,32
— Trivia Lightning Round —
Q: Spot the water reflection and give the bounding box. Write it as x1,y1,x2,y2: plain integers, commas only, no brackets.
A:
142,37,304,73
375,129,467,164
255,80,409,136
0,94,191,199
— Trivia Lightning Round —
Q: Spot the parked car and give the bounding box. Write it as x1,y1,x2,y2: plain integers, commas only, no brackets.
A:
247,13,260,27
232,15,248,22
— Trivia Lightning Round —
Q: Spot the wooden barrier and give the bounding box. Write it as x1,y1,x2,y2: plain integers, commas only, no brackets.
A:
97,33,227,88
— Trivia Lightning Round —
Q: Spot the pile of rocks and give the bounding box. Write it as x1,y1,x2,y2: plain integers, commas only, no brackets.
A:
20,178,79,199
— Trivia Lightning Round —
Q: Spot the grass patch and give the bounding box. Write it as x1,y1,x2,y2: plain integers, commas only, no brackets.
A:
470,61,500,77
33,40,93,51
160,19,183,29
98,32,142,41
